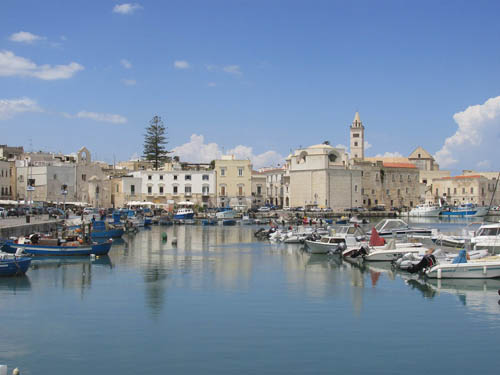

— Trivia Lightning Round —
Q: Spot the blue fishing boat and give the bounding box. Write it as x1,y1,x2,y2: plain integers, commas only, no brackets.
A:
0,253,32,276
440,204,489,217
3,239,112,256
173,207,195,220
91,220,124,239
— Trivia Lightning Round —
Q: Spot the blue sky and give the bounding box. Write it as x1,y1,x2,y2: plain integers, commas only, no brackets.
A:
1,0,500,172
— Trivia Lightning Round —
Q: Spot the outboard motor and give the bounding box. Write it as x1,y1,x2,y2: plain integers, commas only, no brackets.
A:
350,245,369,258
407,254,436,274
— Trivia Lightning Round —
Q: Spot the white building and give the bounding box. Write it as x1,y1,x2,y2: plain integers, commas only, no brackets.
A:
130,169,216,207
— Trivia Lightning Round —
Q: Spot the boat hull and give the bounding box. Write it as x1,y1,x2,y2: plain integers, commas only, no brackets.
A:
426,261,500,279
91,228,124,239
173,213,195,220
4,241,112,256
305,240,339,254
0,257,31,276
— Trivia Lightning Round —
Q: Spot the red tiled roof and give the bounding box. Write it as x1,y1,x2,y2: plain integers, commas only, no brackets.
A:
382,162,417,169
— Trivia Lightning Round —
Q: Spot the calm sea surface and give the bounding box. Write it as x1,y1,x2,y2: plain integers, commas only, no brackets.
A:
1,219,500,374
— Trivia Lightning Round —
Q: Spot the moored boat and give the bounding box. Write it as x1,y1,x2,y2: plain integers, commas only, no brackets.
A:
3,237,112,256
408,203,442,217
0,252,32,276
425,250,500,279
440,204,489,218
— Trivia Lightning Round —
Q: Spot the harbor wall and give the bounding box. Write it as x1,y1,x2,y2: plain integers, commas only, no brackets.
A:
0,220,62,239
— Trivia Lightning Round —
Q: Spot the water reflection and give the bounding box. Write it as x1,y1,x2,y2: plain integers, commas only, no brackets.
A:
0,275,32,294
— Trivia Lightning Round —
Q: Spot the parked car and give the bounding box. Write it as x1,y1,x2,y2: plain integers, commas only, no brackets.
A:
258,206,271,212
294,207,305,212
372,205,386,211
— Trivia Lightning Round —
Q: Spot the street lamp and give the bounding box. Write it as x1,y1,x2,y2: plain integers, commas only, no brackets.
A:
61,184,68,213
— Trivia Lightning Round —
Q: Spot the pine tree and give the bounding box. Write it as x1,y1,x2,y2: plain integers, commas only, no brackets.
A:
143,116,171,170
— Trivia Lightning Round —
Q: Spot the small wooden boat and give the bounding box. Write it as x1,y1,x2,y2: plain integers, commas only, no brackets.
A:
0,252,32,276
3,236,112,256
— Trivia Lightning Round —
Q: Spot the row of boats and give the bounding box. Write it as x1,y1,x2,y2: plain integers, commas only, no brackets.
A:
256,218,500,279
408,203,491,217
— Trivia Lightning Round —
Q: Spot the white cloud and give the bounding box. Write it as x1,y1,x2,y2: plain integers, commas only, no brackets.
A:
172,134,284,168
174,60,190,69
75,111,127,124
122,79,136,86
207,82,217,87
223,65,242,75
9,31,45,44
0,50,84,80
435,96,500,168
373,151,404,158
120,59,132,69
477,160,491,169
0,97,42,120
113,3,143,14
364,141,372,150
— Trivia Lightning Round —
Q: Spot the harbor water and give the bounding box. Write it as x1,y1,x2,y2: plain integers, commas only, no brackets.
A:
1,220,500,374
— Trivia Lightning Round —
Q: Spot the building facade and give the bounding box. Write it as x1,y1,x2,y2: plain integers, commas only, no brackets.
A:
215,156,252,209
287,143,361,209
430,175,500,206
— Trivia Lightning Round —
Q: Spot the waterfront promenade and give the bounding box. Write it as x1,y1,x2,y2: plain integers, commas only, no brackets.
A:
0,215,62,238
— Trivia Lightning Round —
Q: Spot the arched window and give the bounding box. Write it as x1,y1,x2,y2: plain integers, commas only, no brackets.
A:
328,152,338,163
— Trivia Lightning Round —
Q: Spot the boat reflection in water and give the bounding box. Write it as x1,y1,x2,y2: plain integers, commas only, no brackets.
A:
0,275,32,293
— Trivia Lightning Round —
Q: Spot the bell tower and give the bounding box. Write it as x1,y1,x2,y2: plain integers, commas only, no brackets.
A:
350,112,364,160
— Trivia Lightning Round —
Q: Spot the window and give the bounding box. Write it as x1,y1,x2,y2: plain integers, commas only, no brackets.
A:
397,189,401,196
257,185,262,195
185,186,191,194
238,168,243,177
185,175,191,181
173,175,178,180
353,133,360,138
406,187,408,194
462,188,466,194
173,186,178,194
202,185,209,195
447,188,450,196
220,186,226,196
82,174,86,181
354,185,358,192
361,188,364,194
159,175,163,180
399,175,403,182
116,185,119,193
238,185,243,196
392,174,395,182
220,168,226,177
454,187,457,194
202,174,209,181
354,142,358,147
159,186,164,194
470,187,474,194
131,185,135,194
53,174,57,180
386,189,389,195
328,153,337,162
148,186,152,194
148,175,152,180
408,175,411,182
371,189,375,195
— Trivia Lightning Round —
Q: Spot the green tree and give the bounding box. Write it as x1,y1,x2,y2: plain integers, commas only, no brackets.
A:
143,116,171,170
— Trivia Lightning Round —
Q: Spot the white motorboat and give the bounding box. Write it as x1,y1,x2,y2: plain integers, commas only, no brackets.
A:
216,209,236,219
305,225,366,254
373,218,432,238
361,239,426,261
408,203,442,217
471,222,500,253
425,251,500,279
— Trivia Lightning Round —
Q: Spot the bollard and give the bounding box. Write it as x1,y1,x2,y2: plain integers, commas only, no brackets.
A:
12,369,20,375
0,364,7,375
